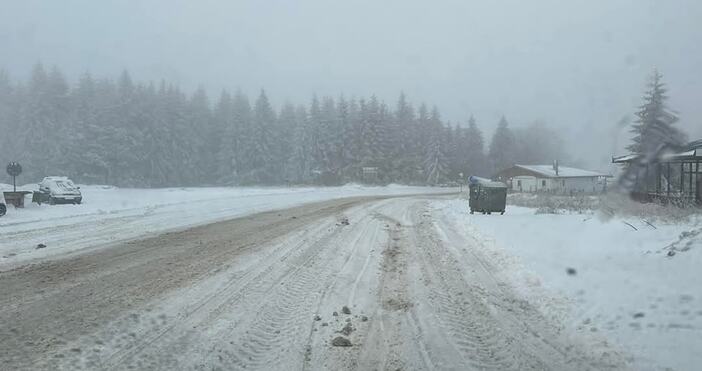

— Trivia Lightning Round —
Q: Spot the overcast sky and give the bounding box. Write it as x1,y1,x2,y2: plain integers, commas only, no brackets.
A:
1,0,700,167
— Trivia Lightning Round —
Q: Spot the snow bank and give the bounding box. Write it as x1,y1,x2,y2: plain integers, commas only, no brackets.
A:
0,184,451,267
434,199,702,371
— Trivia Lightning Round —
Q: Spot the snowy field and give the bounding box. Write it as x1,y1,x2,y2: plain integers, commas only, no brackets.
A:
0,184,450,267
434,199,702,371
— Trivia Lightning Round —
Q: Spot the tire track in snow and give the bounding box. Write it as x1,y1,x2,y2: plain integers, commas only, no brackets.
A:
351,203,435,371
409,203,546,370
219,204,386,370
432,206,626,370
98,230,325,370
407,201,626,371
2,197,382,370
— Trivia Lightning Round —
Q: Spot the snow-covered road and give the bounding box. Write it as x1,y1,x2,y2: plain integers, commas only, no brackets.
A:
0,196,624,370
0,184,450,267
4,187,699,370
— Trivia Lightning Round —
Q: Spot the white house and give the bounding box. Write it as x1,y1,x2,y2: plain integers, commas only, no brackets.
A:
493,163,612,194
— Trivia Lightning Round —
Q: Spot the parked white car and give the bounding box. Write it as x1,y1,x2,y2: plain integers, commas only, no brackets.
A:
36,176,83,205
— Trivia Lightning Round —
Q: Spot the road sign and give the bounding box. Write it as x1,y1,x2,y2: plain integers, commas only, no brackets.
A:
6,162,22,192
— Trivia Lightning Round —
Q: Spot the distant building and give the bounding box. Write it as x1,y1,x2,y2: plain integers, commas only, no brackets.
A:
612,139,701,204
493,162,611,194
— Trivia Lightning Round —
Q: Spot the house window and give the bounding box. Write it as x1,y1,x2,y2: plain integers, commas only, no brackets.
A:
562,180,565,186
541,180,546,187
517,180,522,187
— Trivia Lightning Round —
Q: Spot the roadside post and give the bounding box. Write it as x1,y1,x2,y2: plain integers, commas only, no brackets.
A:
4,162,30,208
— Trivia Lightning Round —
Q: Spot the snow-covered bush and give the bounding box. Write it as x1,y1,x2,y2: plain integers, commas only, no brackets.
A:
597,192,699,223
507,193,599,214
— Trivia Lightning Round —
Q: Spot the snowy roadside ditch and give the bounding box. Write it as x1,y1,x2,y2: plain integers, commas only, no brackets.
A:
432,198,702,371
0,184,450,267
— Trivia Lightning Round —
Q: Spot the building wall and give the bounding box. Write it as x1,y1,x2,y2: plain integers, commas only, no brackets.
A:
513,176,545,192
512,176,605,194
563,177,599,194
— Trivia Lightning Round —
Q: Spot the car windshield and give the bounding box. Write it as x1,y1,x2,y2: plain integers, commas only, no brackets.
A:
53,180,75,192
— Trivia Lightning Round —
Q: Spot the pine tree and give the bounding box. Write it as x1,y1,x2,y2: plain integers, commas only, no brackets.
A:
336,95,355,179
344,98,364,180
414,104,432,182
223,90,253,182
189,87,214,184
215,90,236,183
445,122,462,180
319,96,340,173
21,64,72,178
627,69,684,154
288,104,313,183
423,107,448,184
376,100,393,180
307,95,323,175
248,90,276,183
358,96,387,171
423,129,448,185
106,70,142,185
276,102,297,182
488,116,516,174
142,82,181,186
68,72,110,183
392,92,416,182
464,115,486,176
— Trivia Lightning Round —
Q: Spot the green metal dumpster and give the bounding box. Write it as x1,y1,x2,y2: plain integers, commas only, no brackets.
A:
468,176,507,215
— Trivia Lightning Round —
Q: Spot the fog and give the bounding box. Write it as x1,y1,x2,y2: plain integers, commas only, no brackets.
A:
1,0,701,169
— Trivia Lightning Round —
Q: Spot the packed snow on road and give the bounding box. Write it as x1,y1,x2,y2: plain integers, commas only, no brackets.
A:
0,183,449,266
0,193,622,370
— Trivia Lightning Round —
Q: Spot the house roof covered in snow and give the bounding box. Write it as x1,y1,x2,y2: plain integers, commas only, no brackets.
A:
612,139,702,164
513,164,611,178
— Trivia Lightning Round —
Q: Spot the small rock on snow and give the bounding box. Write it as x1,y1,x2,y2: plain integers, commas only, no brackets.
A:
331,336,352,347
342,306,351,315
566,267,577,276
339,322,354,336
36,243,47,249
314,315,322,321
633,312,645,319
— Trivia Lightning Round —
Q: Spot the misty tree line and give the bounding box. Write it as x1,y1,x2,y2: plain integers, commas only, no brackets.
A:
0,64,566,187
